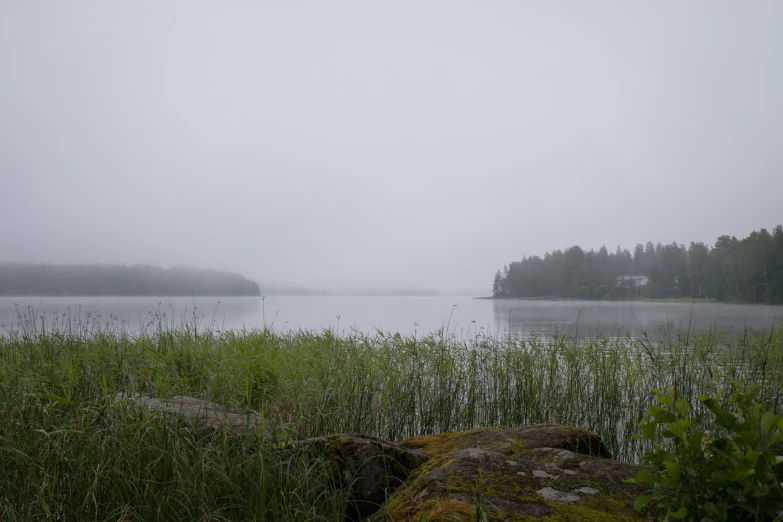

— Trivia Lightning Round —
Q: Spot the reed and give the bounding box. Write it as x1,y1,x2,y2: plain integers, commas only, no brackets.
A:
1,312,781,520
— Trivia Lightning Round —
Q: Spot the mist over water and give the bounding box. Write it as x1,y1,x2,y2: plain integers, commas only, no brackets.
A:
3,3,783,295
2,2,782,339
2,296,780,338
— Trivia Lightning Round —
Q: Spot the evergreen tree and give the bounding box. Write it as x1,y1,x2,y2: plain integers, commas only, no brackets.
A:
491,225,783,303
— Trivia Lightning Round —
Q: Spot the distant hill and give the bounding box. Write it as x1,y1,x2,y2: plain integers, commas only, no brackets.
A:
0,263,261,296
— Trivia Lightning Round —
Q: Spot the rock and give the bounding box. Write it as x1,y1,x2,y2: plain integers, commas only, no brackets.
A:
296,433,430,521
111,396,650,520
536,487,581,503
113,395,429,520
113,393,267,433
533,469,559,479
371,424,653,521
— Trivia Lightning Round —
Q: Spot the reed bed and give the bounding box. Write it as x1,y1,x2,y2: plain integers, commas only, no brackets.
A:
1,312,781,521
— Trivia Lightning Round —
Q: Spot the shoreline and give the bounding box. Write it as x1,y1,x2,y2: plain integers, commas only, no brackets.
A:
475,296,783,306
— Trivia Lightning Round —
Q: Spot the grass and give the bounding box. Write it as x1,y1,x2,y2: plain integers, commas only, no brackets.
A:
1,312,782,521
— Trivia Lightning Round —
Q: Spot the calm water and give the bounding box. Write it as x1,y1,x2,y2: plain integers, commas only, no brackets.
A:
1,296,781,338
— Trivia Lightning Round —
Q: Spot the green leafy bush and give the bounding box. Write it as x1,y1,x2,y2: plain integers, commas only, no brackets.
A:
632,382,783,521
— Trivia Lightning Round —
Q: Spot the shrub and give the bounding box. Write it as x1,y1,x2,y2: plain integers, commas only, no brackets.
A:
632,382,783,521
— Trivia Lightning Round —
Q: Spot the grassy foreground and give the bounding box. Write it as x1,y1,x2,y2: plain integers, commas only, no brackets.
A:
1,317,782,521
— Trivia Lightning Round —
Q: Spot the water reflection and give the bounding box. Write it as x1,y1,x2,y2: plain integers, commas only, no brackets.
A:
0,296,780,338
492,299,782,337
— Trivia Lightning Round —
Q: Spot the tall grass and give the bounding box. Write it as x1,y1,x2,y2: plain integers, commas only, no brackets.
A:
1,312,782,520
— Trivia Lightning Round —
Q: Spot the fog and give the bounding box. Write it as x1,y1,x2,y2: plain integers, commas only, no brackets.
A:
2,1,782,295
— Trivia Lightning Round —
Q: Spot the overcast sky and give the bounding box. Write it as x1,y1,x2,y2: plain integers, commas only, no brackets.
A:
1,1,782,294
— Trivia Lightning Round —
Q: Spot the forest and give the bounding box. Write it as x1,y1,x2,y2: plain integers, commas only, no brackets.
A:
492,225,783,303
0,263,261,296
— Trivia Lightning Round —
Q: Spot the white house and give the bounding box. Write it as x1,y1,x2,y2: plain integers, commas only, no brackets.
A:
616,275,649,287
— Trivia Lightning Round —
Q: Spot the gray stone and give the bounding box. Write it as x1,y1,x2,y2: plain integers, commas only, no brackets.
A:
536,487,581,503
113,392,266,433
533,469,559,479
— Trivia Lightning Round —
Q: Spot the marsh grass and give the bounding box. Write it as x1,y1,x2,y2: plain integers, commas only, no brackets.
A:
1,310,782,520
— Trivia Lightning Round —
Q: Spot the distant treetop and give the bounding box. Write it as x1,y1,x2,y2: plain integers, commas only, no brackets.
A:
492,225,783,303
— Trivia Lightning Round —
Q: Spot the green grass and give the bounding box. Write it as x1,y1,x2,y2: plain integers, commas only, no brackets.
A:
1,314,782,520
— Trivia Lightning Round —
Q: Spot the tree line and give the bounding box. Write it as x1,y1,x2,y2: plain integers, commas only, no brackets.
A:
492,225,783,303
0,263,261,296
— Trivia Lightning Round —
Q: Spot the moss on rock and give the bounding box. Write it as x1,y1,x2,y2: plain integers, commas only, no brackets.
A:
371,424,652,521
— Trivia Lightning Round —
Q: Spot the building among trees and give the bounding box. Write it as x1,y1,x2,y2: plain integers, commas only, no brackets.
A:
615,275,649,287
492,225,783,303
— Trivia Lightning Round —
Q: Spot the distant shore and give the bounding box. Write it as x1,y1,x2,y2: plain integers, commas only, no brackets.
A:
0,263,261,297
473,296,778,305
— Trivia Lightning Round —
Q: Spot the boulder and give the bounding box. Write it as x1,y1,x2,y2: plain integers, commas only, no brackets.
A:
113,392,266,433
297,433,430,521
372,424,653,521
113,394,430,519
111,395,651,520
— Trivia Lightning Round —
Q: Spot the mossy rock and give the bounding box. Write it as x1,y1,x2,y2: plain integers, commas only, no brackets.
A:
297,433,431,521
371,424,653,521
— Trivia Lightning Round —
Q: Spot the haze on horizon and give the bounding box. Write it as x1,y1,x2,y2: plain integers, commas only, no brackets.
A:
2,1,782,295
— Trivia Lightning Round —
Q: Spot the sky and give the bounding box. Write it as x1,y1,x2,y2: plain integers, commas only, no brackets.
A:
1,1,782,295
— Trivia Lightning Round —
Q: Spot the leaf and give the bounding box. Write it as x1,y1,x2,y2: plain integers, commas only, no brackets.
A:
648,405,677,423
641,421,656,440
633,495,653,512
739,430,759,448
664,461,681,480
675,397,689,415
664,421,687,442
745,383,761,397
670,506,689,519
632,469,655,484
744,450,759,467
0,445,30,461
690,431,704,449
760,412,779,434
700,397,737,429
715,501,728,521
144,347,163,363
46,394,73,406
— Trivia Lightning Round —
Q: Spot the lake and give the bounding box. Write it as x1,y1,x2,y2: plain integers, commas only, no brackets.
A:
1,296,781,338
